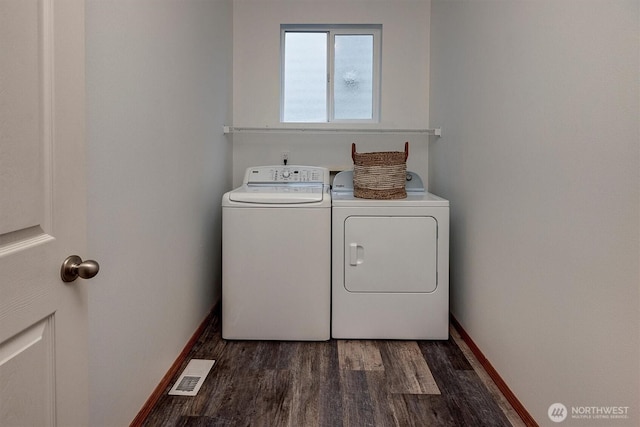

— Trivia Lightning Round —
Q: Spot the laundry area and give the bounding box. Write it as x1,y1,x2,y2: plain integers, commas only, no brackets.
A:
221,2,446,341
221,147,449,341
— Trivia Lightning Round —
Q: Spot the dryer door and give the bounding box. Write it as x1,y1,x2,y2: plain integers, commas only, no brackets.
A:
344,216,438,293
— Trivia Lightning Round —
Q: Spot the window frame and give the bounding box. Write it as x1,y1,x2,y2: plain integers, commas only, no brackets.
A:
280,24,382,124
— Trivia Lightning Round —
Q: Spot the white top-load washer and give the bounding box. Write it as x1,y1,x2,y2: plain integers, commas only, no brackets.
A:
222,165,330,340
332,170,450,339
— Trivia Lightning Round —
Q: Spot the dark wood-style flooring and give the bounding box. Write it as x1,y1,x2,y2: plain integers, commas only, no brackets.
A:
142,310,525,426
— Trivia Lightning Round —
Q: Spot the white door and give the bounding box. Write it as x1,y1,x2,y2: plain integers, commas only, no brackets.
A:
344,216,438,293
0,0,89,425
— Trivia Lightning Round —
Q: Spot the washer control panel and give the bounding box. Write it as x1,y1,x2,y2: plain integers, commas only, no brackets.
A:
244,166,328,185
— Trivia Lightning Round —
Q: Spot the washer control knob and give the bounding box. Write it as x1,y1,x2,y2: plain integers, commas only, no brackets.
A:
282,170,291,179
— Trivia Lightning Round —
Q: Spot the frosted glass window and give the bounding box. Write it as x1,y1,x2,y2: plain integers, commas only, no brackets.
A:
281,25,380,123
282,32,327,122
334,35,374,120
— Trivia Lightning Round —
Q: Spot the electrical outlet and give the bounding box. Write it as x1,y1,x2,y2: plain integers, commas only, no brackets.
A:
281,150,290,165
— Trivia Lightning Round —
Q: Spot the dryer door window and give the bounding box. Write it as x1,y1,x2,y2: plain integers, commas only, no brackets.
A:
344,216,438,293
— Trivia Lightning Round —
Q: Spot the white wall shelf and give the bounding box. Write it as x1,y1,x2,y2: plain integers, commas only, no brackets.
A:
223,126,441,137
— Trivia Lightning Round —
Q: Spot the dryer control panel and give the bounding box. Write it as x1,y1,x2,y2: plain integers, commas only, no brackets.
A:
244,165,328,185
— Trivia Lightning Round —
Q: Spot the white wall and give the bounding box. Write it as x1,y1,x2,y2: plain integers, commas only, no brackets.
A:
429,1,639,425
231,0,431,186
86,1,233,425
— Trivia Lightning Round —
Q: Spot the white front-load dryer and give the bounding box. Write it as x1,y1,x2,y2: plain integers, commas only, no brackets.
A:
331,170,450,339
222,165,331,340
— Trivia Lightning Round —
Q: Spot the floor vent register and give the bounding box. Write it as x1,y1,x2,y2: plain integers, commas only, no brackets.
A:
168,359,215,396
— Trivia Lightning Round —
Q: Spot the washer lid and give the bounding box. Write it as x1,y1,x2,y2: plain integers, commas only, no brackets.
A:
228,184,326,204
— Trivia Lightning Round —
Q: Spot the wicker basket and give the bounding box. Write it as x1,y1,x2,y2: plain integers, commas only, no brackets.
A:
351,142,408,199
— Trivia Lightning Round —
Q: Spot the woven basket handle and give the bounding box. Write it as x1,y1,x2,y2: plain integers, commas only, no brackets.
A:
351,142,410,162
